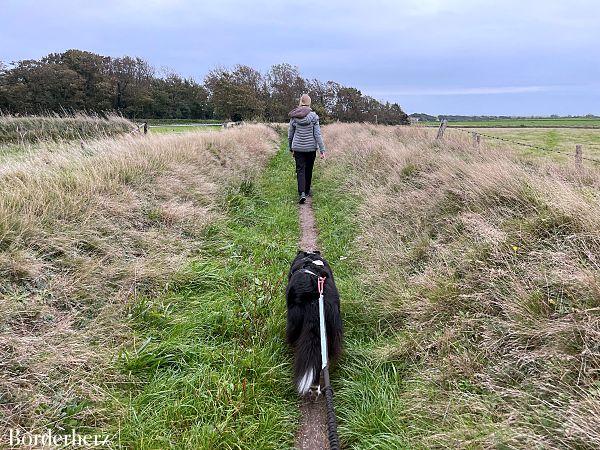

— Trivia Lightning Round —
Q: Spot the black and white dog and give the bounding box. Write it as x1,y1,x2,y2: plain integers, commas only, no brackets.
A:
286,251,343,395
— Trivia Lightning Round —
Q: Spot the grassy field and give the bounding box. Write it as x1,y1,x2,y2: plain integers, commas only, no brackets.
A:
150,124,222,134
313,123,600,448
0,113,134,144
141,118,223,125
421,118,600,128
448,127,600,163
0,126,279,441
2,120,599,448
0,144,25,160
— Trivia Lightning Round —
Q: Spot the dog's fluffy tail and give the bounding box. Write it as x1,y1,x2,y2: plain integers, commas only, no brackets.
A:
294,305,321,395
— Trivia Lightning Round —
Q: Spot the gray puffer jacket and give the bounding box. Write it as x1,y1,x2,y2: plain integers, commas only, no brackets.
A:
288,106,326,153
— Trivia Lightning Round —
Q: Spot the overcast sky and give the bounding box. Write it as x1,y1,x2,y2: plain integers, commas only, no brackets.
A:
1,0,599,115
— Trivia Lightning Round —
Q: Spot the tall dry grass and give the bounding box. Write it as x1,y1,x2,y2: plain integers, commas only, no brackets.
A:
0,113,134,146
0,125,278,433
324,123,600,448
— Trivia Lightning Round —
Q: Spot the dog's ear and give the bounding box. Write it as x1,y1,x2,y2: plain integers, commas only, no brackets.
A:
313,250,321,255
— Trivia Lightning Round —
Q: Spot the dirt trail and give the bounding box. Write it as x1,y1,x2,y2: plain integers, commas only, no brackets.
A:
298,197,319,252
295,197,329,450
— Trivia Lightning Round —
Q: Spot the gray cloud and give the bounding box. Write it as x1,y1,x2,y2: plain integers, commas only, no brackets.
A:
1,0,598,114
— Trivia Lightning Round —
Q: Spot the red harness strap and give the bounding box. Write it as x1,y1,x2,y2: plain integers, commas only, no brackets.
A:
317,276,326,296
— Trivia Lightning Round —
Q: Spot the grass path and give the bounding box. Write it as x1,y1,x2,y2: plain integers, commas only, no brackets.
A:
112,138,302,448
295,195,330,449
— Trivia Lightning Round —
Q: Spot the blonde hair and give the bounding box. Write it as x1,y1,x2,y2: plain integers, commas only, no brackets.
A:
299,94,311,107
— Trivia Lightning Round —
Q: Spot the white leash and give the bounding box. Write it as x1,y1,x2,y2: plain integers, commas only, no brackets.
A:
318,278,328,370
316,274,340,450
301,265,329,369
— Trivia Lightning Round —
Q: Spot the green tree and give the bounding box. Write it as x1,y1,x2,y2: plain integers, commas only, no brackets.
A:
0,50,410,124
205,65,265,121
266,63,305,121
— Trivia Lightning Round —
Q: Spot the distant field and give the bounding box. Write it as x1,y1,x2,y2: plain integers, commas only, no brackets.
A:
150,124,221,133
422,118,600,128
447,127,600,163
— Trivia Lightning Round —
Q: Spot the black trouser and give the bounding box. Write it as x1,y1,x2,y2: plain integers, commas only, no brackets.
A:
293,150,316,195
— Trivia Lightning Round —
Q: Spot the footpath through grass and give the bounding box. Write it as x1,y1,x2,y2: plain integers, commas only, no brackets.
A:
113,138,300,448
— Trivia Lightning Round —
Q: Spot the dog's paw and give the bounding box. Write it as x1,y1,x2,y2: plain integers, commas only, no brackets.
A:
307,384,322,402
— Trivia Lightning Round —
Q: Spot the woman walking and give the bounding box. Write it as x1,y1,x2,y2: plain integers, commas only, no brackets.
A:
288,94,326,203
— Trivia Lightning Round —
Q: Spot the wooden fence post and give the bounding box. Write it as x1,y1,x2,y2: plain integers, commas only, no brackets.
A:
575,144,582,167
16,124,26,146
143,122,148,135
472,132,481,147
436,119,447,140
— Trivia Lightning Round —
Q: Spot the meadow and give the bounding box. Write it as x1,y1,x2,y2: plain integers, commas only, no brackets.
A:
315,124,600,448
0,125,281,443
1,118,598,449
422,117,600,128
448,127,600,163
141,118,223,125
149,124,222,134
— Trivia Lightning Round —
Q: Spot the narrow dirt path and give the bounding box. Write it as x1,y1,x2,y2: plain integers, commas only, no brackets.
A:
295,197,329,449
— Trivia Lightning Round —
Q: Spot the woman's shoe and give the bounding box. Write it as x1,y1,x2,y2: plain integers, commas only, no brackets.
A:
299,192,306,204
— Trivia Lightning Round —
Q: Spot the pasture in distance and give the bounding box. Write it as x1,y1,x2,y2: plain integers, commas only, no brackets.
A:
420,117,600,163
421,117,600,128
448,127,600,162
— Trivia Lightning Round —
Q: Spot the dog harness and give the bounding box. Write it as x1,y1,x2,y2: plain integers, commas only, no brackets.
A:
300,259,325,278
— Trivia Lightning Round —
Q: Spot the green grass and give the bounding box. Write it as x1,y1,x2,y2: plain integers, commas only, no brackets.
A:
0,144,27,160
149,125,221,134
311,124,600,448
421,118,600,128
111,138,301,449
449,127,600,162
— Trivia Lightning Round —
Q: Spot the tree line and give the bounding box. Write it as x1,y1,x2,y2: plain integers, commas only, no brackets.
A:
0,50,409,124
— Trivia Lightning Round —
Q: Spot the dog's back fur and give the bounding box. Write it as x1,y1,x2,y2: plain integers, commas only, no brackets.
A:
286,251,343,395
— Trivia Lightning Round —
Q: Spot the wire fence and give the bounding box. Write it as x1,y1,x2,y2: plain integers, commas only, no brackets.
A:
446,125,600,165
